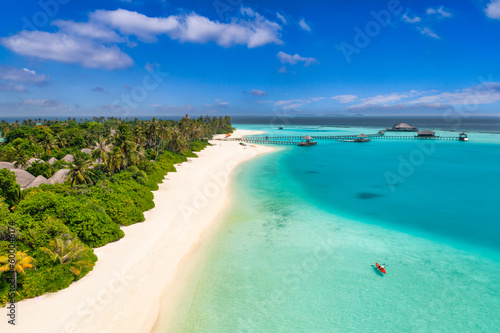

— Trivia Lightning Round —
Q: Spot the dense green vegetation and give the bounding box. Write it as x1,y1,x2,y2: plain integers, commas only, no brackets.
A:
0,115,233,305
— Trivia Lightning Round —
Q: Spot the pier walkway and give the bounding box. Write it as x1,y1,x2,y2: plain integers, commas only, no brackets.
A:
216,133,464,145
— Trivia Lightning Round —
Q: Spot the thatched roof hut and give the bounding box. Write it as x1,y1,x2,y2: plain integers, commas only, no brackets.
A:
303,135,313,140
0,162,15,170
27,157,42,166
417,130,436,137
49,169,70,184
11,169,36,188
26,175,50,188
61,154,74,162
48,157,58,164
357,134,368,138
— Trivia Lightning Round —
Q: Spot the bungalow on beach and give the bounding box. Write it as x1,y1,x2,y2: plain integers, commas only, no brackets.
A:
386,123,419,132
298,135,317,146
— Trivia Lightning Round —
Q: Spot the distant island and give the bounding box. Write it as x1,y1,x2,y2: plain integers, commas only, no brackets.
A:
0,115,233,305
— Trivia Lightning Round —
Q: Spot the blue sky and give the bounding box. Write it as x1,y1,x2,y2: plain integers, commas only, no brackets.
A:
0,0,500,118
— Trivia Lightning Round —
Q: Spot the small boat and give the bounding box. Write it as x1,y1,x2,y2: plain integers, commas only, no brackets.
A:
278,126,284,130
375,263,386,274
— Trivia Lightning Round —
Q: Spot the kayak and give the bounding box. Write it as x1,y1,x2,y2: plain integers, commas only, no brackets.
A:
375,263,386,274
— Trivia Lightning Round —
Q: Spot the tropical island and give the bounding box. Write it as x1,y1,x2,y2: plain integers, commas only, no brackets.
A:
0,115,233,305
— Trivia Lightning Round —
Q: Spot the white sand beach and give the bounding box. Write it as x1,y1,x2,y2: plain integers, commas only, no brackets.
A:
2,129,274,333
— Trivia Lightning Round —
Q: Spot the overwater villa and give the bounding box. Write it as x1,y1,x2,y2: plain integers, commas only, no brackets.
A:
386,122,419,132
344,134,371,142
298,135,317,146
459,132,469,141
416,130,437,138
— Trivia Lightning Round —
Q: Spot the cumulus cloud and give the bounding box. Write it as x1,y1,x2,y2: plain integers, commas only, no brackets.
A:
277,51,317,66
485,0,500,19
0,83,28,92
250,89,268,97
52,20,122,42
332,95,358,103
278,66,287,73
0,65,49,85
418,27,440,39
91,9,283,48
1,31,133,69
426,6,452,18
298,19,311,31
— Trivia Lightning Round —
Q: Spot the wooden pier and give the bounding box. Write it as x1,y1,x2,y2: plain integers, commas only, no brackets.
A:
216,133,465,146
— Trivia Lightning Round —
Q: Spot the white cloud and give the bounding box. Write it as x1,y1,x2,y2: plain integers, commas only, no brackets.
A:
418,27,440,39
278,66,287,73
402,13,421,23
206,99,229,109
0,65,49,85
298,19,311,31
52,20,122,42
277,13,287,25
251,89,268,97
0,83,27,92
345,83,500,111
91,9,283,48
274,96,324,109
427,6,452,18
240,7,255,17
21,98,59,107
408,83,500,105
332,95,358,103
1,31,133,69
277,51,317,66
485,0,500,19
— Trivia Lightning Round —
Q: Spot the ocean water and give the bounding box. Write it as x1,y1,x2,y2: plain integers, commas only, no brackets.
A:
159,125,500,332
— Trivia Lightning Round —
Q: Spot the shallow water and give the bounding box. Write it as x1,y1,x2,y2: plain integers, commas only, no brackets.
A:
162,125,500,332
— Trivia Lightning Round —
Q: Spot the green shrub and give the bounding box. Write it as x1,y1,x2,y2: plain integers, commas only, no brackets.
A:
55,197,124,248
26,161,54,178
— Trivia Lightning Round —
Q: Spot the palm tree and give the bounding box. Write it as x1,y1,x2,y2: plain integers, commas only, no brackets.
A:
40,135,57,156
106,147,125,174
91,137,108,165
40,238,92,276
0,250,36,288
167,129,189,153
67,154,94,186
14,151,29,169
11,188,28,210
113,124,136,167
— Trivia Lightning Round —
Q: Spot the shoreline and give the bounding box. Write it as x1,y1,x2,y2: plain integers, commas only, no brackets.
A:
3,129,275,333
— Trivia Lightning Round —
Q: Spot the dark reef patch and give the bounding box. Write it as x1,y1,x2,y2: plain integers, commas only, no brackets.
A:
357,192,384,199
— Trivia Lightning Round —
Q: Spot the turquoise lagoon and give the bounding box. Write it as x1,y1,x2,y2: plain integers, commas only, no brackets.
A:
160,125,500,332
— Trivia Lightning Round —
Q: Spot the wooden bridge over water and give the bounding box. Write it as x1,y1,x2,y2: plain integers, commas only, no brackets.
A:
217,133,465,146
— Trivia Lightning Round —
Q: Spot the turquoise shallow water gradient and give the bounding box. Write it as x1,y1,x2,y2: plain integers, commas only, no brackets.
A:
164,125,500,332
